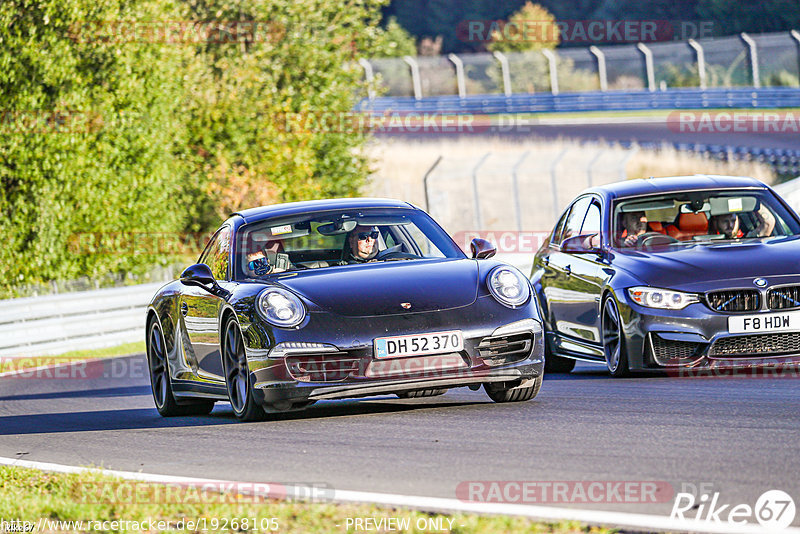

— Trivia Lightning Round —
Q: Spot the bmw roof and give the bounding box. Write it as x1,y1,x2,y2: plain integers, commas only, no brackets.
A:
232,198,417,223
584,175,768,200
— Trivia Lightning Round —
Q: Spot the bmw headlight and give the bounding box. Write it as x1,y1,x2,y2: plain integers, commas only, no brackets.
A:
488,266,531,307
257,288,306,328
627,287,699,310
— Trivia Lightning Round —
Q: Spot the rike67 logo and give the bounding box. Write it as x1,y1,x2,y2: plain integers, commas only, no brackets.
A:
671,489,796,530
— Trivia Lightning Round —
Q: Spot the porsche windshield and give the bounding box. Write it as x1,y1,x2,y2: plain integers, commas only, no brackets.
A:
234,208,465,280
612,189,800,249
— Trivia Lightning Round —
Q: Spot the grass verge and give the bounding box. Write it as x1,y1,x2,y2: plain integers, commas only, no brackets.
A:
0,466,614,533
0,342,144,375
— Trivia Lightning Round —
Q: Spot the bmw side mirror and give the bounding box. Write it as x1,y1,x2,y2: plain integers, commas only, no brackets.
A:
470,238,497,259
561,234,601,254
180,263,216,287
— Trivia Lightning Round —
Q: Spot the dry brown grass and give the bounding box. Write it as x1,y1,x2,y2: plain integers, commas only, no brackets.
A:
365,137,775,233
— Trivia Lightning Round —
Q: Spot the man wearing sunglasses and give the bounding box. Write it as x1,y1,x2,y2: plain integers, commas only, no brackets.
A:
344,225,380,263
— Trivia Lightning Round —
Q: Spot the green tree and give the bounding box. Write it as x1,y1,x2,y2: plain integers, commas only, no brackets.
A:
488,2,559,52
0,0,402,292
0,0,193,287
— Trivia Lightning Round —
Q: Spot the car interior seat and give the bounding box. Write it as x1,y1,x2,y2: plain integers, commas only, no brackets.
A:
666,212,709,240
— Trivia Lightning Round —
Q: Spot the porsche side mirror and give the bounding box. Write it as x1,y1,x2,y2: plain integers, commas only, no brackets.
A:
561,234,601,254
180,263,216,286
470,238,497,259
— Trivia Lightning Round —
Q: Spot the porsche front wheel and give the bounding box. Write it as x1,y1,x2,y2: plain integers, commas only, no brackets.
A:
222,317,266,421
484,376,542,403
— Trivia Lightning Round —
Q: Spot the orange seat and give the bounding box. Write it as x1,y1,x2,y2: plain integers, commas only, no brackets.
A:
648,222,666,234
666,213,708,240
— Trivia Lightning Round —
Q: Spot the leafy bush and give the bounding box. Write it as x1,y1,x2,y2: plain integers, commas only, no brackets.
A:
0,0,398,293
0,0,193,288
488,2,559,53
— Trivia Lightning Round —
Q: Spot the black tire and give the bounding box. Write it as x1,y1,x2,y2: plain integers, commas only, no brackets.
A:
602,296,630,377
222,316,267,421
484,376,542,403
543,338,576,373
397,389,447,398
147,319,215,417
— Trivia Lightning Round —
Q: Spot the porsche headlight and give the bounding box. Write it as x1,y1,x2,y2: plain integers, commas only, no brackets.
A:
627,287,699,310
488,266,531,308
257,288,306,328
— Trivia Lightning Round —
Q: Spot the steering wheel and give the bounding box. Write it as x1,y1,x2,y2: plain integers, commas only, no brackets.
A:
636,232,680,249
374,244,419,261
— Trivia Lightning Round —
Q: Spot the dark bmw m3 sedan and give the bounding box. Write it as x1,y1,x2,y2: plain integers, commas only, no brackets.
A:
147,198,544,420
532,175,800,376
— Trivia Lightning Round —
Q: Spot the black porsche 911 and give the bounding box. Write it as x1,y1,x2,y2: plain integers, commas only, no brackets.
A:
532,175,800,376
146,198,544,420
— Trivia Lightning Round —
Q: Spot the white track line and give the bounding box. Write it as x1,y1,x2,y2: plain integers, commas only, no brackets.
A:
1,456,795,534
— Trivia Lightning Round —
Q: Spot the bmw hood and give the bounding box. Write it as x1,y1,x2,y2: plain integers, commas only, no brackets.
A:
273,258,479,317
613,236,800,292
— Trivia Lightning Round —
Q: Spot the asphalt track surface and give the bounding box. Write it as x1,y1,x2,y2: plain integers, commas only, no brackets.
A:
1,354,799,527
379,120,800,152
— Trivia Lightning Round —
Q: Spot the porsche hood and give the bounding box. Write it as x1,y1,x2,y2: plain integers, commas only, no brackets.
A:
274,259,479,317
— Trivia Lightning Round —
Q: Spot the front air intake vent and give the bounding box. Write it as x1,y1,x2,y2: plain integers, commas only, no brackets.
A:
768,286,800,310
477,333,533,365
705,290,760,313
285,354,362,382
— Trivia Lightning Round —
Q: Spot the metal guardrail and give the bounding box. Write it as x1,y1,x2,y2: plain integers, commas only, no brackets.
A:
0,282,163,358
357,87,800,115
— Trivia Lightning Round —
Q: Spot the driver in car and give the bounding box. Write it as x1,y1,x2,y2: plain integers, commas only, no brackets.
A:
709,205,776,239
344,225,380,263
619,211,648,247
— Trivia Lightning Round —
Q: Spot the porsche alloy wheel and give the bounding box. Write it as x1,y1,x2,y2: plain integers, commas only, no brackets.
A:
223,317,266,421
147,319,214,417
602,297,630,377
484,376,542,403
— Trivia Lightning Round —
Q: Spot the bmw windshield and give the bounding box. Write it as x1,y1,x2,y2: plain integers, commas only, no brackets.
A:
612,189,800,250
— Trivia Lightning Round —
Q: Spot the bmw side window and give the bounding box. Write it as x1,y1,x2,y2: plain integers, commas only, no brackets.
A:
199,226,231,281
561,197,592,243
551,210,570,246
581,201,601,235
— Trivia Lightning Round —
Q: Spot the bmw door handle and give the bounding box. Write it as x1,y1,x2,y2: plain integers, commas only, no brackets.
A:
543,257,550,267
181,302,188,316
564,265,571,277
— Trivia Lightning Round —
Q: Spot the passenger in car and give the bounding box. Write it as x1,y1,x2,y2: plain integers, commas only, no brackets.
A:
709,205,776,239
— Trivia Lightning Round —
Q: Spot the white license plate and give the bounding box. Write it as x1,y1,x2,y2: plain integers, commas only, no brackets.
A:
373,330,464,359
728,311,800,334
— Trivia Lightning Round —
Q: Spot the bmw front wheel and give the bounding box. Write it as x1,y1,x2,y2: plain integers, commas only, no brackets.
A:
602,296,630,377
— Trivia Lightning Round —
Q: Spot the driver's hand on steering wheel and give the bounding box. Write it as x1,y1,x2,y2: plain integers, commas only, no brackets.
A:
623,234,639,247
